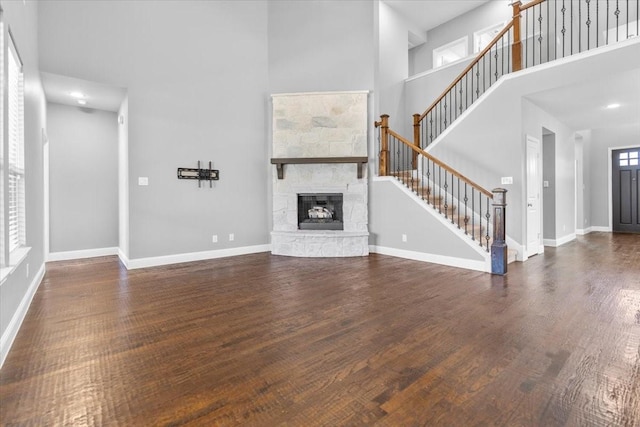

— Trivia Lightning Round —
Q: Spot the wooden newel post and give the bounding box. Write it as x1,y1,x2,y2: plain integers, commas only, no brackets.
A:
511,1,522,72
376,114,390,176
491,188,508,275
412,113,421,169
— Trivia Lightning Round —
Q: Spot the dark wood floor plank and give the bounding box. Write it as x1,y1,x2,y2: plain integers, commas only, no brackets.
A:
1,233,640,426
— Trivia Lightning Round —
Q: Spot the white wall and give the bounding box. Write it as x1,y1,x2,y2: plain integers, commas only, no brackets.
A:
38,1,271,260
47,103,118,253
0,0,47,366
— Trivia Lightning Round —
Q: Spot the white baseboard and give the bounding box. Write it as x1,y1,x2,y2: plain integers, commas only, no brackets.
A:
591,226,612,232
369,245,489,273
0,263,45,369
576,227,592,235
124,244,272,270
48,247,119,262
543,233,577,247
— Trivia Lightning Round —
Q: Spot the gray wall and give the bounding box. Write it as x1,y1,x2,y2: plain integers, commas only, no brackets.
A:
47,103,118,253
587,124,640,228
0,0,47,361
542,131,556,240
409,1,511,75
38,1,271,260
267,0,375,94
377,1,409,132
369,180,484,262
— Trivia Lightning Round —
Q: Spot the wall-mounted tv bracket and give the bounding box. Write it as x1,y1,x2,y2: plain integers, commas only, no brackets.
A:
177,161,219,188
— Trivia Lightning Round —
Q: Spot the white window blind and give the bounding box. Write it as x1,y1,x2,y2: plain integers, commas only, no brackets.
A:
7,35,25,254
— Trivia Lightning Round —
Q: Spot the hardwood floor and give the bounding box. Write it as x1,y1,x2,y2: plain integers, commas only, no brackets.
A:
1,233,639,426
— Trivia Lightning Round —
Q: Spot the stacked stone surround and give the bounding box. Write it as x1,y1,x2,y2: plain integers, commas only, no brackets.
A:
271,91,369,257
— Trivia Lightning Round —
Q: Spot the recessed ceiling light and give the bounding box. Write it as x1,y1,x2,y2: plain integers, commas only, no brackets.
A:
70,91,85,99
77,99,87,105
606,103,621,109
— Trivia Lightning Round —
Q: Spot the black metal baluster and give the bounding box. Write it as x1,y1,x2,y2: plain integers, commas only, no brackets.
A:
471,188,476,241
429,112,433,145
616,0,620,42
443,172,449,219
482,56,486,94
457,177,461,228
587,0,591,50
464,183,469,235
596,0,599,47
451,174,455,225
571,0,573,54
438,166,442,214
538,4,543,65
579,0,582,52
627,0,630,39
606,0,610,44
554,0,558,59
494,44,498,82
485,197,491,251
562,0,566,56
475,63,479,101
526,8,529,68
547,0,550,62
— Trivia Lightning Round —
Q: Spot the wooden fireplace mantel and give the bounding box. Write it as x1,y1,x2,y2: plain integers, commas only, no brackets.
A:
270,157,368,180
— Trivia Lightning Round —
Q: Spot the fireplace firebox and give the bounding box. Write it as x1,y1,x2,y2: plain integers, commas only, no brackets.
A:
298,193,343,230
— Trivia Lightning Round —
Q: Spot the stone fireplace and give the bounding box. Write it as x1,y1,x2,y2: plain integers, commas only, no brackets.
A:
270,91,369,257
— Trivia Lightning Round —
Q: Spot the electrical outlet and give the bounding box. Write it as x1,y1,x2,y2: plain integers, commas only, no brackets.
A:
402,234,407,242
229,233,235,241
212,235,218,243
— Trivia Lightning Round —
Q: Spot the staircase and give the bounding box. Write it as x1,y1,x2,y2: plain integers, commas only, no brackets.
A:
376,0,637,274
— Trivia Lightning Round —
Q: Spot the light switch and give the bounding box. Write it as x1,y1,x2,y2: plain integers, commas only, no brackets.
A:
501,176,513,185
138,177,149,186
543,180,549,188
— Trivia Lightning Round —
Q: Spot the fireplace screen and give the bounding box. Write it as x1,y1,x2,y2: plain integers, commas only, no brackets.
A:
298,193,343,230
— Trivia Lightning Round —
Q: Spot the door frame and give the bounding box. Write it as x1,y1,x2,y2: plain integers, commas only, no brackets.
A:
525,134,544,258
608,145,640,232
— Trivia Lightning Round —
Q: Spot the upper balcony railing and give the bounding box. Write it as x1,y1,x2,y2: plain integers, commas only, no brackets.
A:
413,0,639,150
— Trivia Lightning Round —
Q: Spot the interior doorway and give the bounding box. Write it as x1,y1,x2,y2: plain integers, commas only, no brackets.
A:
526,134,543,257
542,129,556,245
612,147,640,233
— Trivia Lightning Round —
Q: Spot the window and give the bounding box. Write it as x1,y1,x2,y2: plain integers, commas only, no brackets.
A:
0,24,27,276
7,33,24,256
432,36,468,69
620,151,639,167
474,22,507,53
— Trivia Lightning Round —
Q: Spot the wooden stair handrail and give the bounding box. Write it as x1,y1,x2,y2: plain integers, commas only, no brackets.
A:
418,20,515,122
386,127,493,199
417,0,550,123
520,0,546,11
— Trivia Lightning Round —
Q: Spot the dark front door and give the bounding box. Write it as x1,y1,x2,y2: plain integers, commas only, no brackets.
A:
612,148,640,233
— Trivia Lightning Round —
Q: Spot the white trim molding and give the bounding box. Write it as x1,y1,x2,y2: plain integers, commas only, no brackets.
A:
123,244,272,270
543,233,577,247
48,247,119,262
0,263,45,369
370,245,489,273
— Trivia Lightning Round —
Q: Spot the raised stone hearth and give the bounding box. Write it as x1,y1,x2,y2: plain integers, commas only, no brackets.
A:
271,91,369,257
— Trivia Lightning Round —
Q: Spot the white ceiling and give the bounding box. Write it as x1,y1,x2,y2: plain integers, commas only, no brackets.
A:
384,0,491,32
41,72,126,112
525,68,640,131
